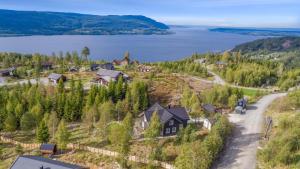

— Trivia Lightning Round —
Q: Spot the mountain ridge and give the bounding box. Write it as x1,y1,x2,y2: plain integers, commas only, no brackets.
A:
0,9,170,36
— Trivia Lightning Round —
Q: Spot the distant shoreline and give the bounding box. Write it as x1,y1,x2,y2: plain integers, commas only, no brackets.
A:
210,27,300,37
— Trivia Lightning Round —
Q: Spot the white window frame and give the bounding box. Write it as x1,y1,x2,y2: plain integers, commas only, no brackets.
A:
165,128,170,134
169,119,174,126
172,127,177,133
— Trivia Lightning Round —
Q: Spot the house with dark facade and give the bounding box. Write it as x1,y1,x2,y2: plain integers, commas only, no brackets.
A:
90,63,115,71
10,155,86,169
0,67,16,76
48,73,67,84
100,63,115,70
93,69,129,86
142,103,190,136
41,62,53,70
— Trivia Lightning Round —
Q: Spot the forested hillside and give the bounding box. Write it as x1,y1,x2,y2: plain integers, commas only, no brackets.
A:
232,36,300,53
0,9,170,36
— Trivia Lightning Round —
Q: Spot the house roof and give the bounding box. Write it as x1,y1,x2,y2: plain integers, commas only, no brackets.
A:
168,107,190,120
100,63,114,70
144,103,189,124
48,73,63,80
10,155,84,169
40,144,56,151
91,64,100,68
97,69,123,78
202,104,216,113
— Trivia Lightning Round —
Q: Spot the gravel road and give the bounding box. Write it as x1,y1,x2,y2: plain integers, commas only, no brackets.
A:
213,93,286,169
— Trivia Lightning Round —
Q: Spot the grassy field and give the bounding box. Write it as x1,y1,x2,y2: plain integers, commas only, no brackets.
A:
258,96,300,169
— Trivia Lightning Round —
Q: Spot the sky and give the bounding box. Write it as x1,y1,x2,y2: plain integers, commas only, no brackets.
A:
0,0,299,28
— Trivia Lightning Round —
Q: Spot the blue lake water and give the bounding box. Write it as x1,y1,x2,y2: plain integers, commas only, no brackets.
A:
0,27,262,62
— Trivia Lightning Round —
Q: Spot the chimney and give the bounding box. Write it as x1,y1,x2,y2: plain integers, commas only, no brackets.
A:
40,166,44,169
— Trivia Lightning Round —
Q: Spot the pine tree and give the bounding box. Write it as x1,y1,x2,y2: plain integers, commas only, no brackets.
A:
47,111,59,138
81,46,90,61
20,112,36,131
116,76,124,101
98,101,114,139
36,121,50,143
145,112,161,140
4,112,17,132
55,119,70,150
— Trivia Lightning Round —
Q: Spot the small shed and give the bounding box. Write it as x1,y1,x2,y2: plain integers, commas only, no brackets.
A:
48,73,66,84
203,118,216,131
202,104,217,114
215,61,227,69
40,144,57,155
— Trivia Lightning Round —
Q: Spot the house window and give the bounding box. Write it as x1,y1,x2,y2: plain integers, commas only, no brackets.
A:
165,128,170,134
172,127,177,133
169,120,174,126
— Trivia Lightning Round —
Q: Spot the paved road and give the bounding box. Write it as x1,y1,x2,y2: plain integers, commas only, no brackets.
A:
213,93,286,169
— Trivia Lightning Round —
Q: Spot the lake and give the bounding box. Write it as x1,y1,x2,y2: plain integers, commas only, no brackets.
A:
0,26,262,62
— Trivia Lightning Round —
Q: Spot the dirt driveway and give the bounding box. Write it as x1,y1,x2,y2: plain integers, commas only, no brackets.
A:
213,93,286,169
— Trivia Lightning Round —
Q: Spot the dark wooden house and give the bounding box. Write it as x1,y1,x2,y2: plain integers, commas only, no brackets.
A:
40,144,57,155
100,63,115,70
0,67,16,76
142,103,190,136
41,62,53,70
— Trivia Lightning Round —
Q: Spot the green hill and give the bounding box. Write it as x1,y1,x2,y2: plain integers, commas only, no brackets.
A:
0,9,170,36
232,36,300,53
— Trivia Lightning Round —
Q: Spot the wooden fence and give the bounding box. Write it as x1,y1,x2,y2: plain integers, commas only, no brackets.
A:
1,136,174,169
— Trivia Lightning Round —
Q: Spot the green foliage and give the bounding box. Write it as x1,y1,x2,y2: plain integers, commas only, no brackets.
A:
81,47,90,61
181,87,203,117
0,9,169,36
202,85,243,107
55,119,70,150
145,112,161,139
175,116,232,169
15,144,23,155
36,121,50,143
156,59,208,78
4,112,17,132
20,112,36,131
47,111,59,138
258,90,300,168
232,36,300,53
